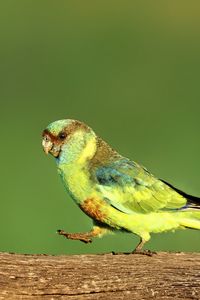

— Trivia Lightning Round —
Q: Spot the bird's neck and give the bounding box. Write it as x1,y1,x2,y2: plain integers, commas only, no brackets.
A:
57,131,96,165
55,134,120,204
56,132,97,203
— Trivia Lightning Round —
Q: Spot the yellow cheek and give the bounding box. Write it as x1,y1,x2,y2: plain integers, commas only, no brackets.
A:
77,137,97,164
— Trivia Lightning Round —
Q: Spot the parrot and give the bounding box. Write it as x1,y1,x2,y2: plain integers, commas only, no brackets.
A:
42,119,200,255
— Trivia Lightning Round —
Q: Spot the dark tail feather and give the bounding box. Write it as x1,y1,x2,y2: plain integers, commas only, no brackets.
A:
161,179,200,209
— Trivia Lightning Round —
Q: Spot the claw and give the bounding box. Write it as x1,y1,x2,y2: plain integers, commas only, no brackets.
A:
57,229,92,243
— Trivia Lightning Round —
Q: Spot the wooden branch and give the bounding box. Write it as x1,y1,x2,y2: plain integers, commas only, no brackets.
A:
0,252,200,299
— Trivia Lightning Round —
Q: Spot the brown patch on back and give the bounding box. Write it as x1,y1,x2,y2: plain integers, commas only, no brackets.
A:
80,198,107,223
90,137,120,169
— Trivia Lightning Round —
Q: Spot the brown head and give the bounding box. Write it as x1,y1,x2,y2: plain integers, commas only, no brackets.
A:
42,119,94,160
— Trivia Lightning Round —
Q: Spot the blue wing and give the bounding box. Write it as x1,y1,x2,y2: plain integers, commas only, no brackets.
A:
94,158,187,214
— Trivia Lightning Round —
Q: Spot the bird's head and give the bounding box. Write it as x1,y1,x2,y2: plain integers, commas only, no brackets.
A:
42,119,96,163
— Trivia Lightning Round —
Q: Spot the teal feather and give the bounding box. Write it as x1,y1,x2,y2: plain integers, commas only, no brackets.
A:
95,158,188,214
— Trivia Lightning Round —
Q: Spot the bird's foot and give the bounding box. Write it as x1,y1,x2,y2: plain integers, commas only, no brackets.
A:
132,249,157,256
57,230,92,244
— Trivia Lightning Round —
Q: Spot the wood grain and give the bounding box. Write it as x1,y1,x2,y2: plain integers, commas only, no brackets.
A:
0,252,200,299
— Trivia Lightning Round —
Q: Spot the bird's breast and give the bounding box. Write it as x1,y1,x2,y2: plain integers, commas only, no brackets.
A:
57,163,94,205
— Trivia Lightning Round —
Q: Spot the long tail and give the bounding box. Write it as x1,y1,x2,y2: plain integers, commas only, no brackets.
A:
161,179,200,229
179,211,200,229
161,179,200,209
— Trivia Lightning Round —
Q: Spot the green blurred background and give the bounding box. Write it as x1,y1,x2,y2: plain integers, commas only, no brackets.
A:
1,1,200,254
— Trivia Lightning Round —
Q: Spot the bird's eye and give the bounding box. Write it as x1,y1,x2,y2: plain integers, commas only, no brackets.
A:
59,132,66,140
44,136,49,142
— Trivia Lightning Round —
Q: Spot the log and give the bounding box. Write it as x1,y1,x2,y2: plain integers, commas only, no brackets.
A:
0,252,200,299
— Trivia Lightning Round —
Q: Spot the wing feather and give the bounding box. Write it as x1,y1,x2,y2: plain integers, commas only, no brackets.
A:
95,159,187,214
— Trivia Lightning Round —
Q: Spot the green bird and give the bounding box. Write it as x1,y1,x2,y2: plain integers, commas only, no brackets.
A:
42,119,200,254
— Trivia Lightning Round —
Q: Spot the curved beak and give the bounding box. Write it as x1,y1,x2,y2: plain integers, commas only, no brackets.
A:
42,139,53,155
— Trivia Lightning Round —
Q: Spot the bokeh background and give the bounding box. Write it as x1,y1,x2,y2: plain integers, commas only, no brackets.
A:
1,1,200,254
